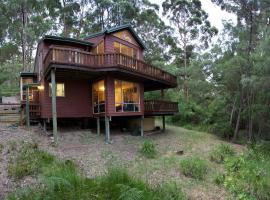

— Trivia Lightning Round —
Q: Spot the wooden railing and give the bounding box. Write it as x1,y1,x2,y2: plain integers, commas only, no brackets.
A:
21,102,41,119
144,100,178,114
44,47,177,86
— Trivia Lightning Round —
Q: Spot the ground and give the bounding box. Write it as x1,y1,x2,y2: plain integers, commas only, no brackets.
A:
0,122,244,199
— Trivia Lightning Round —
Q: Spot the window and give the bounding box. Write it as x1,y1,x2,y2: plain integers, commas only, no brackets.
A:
93,80,105,113
113,30,137,45
113,42,137,58
49,83,65,97
114,80,140,112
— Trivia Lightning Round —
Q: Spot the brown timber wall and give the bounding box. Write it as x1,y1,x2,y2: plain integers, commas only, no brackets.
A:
40,79,92,119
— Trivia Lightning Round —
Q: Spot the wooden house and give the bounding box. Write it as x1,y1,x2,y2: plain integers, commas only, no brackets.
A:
20,24,178,143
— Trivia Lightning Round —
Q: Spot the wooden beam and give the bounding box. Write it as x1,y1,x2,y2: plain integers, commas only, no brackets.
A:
105,116,110,143
51,69,58,143
141,116,144,137
97,117,100,135
25,86,30,128
162,115,165,132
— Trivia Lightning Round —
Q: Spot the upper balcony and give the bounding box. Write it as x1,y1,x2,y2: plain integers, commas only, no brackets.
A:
44,47,177,88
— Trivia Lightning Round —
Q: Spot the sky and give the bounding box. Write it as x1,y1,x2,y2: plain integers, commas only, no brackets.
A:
149,0,237,33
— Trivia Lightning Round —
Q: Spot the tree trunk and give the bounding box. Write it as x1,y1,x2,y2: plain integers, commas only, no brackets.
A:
232,105,241,142
230,95,237,125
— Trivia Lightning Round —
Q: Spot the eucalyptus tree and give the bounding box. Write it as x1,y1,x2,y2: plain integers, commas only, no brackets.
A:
162,0,218,101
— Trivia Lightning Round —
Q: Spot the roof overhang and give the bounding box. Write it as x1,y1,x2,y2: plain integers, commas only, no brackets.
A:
43,35,94,47
20,72,37,77
84,24,146,50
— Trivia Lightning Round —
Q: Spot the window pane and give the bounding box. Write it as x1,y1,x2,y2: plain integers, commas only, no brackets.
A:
49,83,65,97
93,80,105,113
114,42,120,53
114,80,140,112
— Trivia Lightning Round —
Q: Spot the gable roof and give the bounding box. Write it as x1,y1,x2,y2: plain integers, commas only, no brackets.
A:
43,35,94,47
84,24,146,49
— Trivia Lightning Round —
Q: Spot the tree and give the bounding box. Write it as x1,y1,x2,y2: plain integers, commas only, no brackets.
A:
162,0,218,101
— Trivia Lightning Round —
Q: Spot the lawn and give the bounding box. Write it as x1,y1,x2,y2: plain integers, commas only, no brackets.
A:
0,122,245,199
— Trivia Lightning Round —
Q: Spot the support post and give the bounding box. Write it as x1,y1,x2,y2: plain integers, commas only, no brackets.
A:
26,85,30,128
162,115,165,132
105,116,110,143
51,69,58,143
97,117,100,135
141,116,144,137
43,120,46,131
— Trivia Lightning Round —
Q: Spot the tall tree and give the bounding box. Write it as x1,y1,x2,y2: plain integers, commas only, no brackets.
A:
162,0,218,101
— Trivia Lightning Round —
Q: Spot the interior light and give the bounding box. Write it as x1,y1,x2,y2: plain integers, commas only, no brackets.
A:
99,86,105,91
38,85,44,90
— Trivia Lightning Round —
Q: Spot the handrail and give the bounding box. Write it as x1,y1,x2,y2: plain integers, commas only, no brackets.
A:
44,48,177,85
144,100,178,113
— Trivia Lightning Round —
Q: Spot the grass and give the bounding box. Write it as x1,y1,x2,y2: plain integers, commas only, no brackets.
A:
6,142,186,200
8,142,55,180
180,157,209,180
139,140,157,159
209,143,235,164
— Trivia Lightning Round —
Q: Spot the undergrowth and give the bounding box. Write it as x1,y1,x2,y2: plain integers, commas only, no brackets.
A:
7,142,186,200
209,143,235,164
180,157,208,180
139,140,157,159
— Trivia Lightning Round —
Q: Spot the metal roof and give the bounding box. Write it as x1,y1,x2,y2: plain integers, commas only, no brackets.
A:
43,35,94,47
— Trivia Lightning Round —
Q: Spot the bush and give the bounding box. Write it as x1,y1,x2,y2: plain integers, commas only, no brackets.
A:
223,144,270,200
139,140,157,158
180,157,208,180
8,143,55,179
209,143,235,164
154,182,186,200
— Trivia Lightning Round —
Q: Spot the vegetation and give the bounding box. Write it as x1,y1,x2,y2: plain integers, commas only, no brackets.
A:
139,140,157,159
209,143,235,164
6,142,186,200
8,142,55,179
179,157,208,180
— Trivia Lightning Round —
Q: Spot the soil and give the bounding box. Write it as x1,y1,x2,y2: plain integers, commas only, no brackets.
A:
0,122,243,200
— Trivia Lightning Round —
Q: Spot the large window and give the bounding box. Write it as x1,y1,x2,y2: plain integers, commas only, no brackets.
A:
49,83,65,97
115,80,140,112
113,42,137,58
93,80,105,113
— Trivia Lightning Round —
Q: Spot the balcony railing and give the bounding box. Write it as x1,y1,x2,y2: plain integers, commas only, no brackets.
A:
144,100,178,115
44,47,177,86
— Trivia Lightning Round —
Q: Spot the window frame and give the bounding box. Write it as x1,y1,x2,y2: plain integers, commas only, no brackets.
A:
49,82,65,97
92,79,106,114
114,79,140,113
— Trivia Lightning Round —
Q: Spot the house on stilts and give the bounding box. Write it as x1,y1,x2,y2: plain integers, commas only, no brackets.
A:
20,24,178,143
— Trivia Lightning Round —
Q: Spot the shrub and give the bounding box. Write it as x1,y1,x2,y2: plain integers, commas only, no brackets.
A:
223,144,270,200
213,173,225,186
139,140,157,158
209,143,235,164
180,157,208,180
153,182,186,200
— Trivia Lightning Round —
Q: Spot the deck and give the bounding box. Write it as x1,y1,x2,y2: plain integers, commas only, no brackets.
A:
44,47,177,87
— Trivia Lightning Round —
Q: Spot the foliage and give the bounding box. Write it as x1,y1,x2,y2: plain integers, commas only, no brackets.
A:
139,140,157,159
8,142,55,180
221,143,270,200
179,157,208,180
209,143,235,164
7,143,186,200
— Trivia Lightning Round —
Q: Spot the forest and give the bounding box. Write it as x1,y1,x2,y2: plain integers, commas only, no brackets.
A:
1,0,269,142
0,1,270,200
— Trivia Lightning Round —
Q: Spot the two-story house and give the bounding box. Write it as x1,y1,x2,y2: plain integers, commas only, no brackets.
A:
20,24,178,143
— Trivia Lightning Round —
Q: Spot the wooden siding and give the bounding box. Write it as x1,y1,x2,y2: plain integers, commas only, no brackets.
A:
40,79,92,118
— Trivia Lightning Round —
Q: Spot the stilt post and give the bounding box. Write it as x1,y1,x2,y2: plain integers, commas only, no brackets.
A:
25,85,30,128
51,69,58,143
141,115,144,137
162,115,165,132
97,117,100,135
105,116,110,143
43,120,46,131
